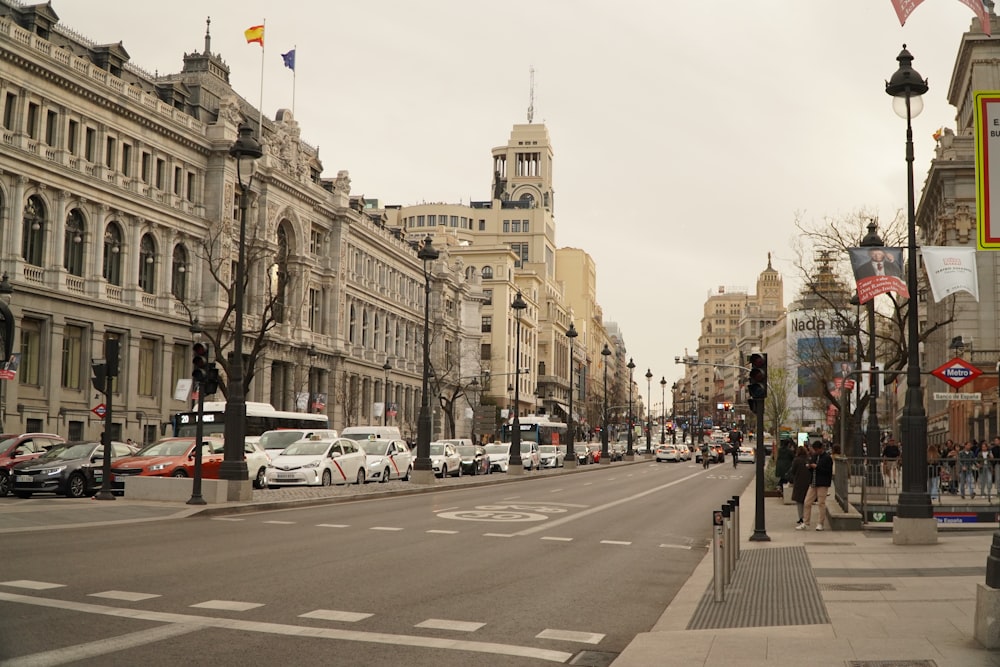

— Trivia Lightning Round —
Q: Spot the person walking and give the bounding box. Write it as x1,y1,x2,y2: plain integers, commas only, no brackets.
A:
700,441,710,470
797,441,833,531
881,436,901,486
927,443,941,502
979,441,995,499
958,440,978,499
775,439,795,494
789,445,811,526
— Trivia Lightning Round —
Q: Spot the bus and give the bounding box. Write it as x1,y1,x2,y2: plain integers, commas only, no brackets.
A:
171,402,330,438
500,415,567,446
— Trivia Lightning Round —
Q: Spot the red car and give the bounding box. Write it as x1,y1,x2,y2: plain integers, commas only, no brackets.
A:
110,437,224,493
0,433,66,496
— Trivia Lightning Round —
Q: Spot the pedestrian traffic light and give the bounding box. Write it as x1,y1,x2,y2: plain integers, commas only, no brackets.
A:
192,342,210,383
203,362,220,395
747,353,768,402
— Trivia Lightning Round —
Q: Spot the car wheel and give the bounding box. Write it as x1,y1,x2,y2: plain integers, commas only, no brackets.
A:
253,467,267,489
403,465,412,481
381,467,391,483
66,473,88,498
456,464,462,478
439,465,446,478
356,469,365,485
321,470,332,486
171,469,188,478
0,471,10,497
15,491,31,499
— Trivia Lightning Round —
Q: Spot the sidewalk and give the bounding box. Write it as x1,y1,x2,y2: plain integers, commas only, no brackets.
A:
612,484,1000,667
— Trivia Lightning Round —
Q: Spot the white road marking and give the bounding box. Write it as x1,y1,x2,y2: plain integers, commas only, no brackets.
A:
600,540,632,546
536,628,605,644
583,482,592,486
0,591,572,663
540,536,572,542
434,506,459,513
416,618,485,632
300,609,372,622
317,523,349,528
659,543,694,550
89,590,160,602
0,622,201,667
211,517,244,522
190,600,262,611
264,520,296,525
426,529,458,534
0,580,64,590
549,488,562,493
483,533,513,538
370,526,404,531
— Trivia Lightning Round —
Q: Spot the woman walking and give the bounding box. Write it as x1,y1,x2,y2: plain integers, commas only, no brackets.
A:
789,445,811,527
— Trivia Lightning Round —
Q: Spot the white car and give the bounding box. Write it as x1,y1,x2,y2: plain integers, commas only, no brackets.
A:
484,443,510,472
737,445,755,464
244,438,272,489
266,437,367,487
359,438,413,482
429,441,462,478
519,442,540,470
655,444,681,462
538,445,564,468
258,428,339,461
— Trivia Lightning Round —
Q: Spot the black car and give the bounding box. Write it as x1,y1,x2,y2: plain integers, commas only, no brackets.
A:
11,441,138,498
457,445,491,475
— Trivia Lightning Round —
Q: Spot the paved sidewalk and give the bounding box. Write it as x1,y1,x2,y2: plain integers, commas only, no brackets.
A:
612,485,1000,667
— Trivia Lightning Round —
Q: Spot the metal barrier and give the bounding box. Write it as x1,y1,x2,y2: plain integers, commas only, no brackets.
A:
711,497,741,602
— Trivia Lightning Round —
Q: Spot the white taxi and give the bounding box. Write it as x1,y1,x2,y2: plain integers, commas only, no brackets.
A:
428,441,462,478
266,436,367,487
359,438,413,482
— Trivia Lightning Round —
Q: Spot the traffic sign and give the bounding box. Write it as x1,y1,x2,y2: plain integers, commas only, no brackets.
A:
91,403,107,418
930,357,982,388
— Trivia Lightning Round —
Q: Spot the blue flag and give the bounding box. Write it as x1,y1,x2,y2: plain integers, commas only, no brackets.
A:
281,49,295,71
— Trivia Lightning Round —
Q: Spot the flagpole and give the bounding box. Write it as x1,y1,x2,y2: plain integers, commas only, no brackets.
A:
292,44,297,117
258,18,266,139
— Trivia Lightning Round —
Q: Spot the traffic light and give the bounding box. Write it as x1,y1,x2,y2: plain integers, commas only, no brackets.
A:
91,361,107,393
192,341,210,383
747,353,768,407
203,363,220,395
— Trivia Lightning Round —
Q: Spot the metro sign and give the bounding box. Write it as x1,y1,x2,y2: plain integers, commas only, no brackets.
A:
931,357,982,389
91,403,107,418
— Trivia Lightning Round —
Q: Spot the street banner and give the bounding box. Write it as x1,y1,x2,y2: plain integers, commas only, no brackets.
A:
311,393,327,412
921,246,979,301
849,247,908,304
0,353,21,381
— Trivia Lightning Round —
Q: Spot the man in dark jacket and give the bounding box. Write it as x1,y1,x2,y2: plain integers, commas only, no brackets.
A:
797,441,834,531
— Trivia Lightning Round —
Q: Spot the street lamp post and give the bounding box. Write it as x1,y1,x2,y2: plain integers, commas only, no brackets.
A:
660,377,667,445
626,358,635,459
670,382,677,445
382,359,392,426
860,221,883,471
886,45,934,539
601,344,611,463
509,291,528,474
412,235,440,485
0,274,14,433
222,122,262,496
645,369,653,455
565,323,578,468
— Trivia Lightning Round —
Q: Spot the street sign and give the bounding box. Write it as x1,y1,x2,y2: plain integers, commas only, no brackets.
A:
932,392,982,401
930,357,982,388
91,403,107,418
974,91,1000,249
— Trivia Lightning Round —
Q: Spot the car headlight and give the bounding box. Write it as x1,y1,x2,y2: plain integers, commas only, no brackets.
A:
304,460,321,468
368,460,381,469
41,466,66,476
149,463,167,472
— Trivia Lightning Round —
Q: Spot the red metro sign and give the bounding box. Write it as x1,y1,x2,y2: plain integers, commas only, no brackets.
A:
931,357,982,389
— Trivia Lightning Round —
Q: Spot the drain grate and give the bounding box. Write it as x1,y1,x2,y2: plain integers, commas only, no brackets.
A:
846,661,937,667
821,583,895,592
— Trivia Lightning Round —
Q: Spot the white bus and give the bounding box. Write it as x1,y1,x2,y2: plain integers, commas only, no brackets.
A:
172,402,330,438
500,415,567,446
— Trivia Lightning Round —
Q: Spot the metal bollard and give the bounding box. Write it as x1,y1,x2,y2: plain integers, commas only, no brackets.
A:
721,504,732,586
731,495,741,561
726,500,736,575
712,509,724,602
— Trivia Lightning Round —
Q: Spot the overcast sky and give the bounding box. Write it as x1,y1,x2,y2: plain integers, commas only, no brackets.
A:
53,0,980,401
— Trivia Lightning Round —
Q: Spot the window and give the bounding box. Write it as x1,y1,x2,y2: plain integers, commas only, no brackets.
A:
67,120,78,155
171,343,187,399
186,171,195,201
138,338,155,396
121,142,131,176
19,319,41,386
103,224,123,285
140,152,150,183
482,316,492,333
61,325,84,390
503,220,510,233
22,195,45,267
105,136,116,169
417,215,425,227
523,221,530,233
483,289,492,305
481,266,493,280
273,225,289,323
155,158,165,189
84,127,95,162
308,288,320,331
481,343,491,360
478,220,485,231
362,309,369,347
64,208,85,276
26,102,38,139
310,229,321,255
509,243,528,268
45,110,57,146
512,220,521,233
348,304,356,344
2,93,15,130
173,166,182,195
139,233,156,293
427,215,436,225
171,244,188,300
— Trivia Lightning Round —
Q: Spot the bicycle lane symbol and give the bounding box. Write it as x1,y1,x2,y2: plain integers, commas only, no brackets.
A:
436,503,583,523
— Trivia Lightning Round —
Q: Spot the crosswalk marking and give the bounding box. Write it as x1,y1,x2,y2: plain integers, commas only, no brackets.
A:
426,529,458,534
541,536,572,542
536,628,605,644
600,540,632,546
263,520,296,525
370,526,404,531
0,580,64,590
300,609,372,622
89,590,160,602
416,618,485,632
317,523,349,528
190,600,262,611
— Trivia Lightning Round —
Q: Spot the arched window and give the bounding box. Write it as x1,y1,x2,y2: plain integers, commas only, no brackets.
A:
171,244,188,300
64,208,85,276
481,266,493,280
138,233,156,294
349,304,357,344
273,225,289,323
465,266,476,280
22,195,46,266
374,313,381,352
362,309,369,347
103,223,123,285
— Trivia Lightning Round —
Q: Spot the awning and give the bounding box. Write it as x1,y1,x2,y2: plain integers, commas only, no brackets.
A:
551,402,570,417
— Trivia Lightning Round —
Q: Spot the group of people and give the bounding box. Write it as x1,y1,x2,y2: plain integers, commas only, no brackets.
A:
927,437,1000,500
775,439,835,532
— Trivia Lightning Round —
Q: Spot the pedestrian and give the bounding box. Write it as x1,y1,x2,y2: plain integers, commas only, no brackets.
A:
797,441,833,531
881,436,900,486
700,441,710,470
991,436,1000,496
775,439,795,493
927,443,941,502
789,445,811,526
979,441,995,499
958,440,978,499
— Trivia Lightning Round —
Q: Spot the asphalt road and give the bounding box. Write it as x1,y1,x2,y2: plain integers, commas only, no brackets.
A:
1,459,751,666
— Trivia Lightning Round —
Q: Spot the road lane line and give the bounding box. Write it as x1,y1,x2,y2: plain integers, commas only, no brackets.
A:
0,622,201,667
540,536,572,542
264,520,296,525
190,600,262,611
370,526,404,531
300,609,372,622
426,529,458,534
536,628,605,644
483,533,513,538
0,591,572,664
0,580,64,590
89,590,160,602
659,543,694,550
600,540,631,546
317,523,349,528
415,619,484,632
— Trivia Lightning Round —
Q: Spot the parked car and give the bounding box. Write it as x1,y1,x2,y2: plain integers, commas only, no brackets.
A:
429,441,462,478
737,445,755,464
577,446,594,465
266,437,367,487
0,433,67,497
519,442,540,470
609,441,626,462
484,443,510,472
457,444,490,475
359,438,413,482
258,428,339,461
111,437,224,492
244,439,272,489
12,440,138,498
655,444,681,462
538,444,565,468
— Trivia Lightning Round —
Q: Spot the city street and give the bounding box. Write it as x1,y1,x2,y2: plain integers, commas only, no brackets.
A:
0,459,749,666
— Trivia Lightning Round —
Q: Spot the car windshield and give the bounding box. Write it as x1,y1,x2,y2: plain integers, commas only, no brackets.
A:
281,441,330,457
359,441,389,456
136,440,192,457
34,443,97,461
539,446,556,454
457,446,476,457
429,444,445,456
259,431,307,449
520,443,533,454
484,444,508,455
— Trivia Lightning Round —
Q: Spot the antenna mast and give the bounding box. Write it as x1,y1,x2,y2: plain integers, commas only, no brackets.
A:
527,67,535,123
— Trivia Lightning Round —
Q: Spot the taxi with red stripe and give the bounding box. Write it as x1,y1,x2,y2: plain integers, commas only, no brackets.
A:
265,436,367,487
359,438,413,482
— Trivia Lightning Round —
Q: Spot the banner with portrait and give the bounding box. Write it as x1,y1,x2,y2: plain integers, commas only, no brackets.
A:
849,246,908,304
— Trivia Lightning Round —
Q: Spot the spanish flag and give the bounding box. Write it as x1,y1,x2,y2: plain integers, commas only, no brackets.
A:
244,25,264,47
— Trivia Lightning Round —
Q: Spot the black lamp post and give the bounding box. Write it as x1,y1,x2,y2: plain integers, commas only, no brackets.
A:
383,359,392,426
860,221,884,468
222,122,262,490
0,273,13,433
645,369,653,455
660,377,667,445
670,381,677,445
509,291,527,473
565,323,578,468
886,45,934,527
626,358,635,458
601,343,611,463
413,235,440,485
188,319,206,506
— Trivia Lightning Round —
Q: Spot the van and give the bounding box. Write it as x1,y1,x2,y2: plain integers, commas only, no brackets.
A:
340,425,403,441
